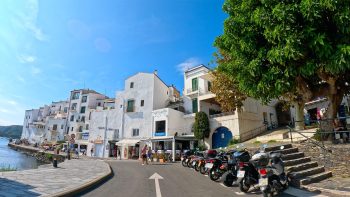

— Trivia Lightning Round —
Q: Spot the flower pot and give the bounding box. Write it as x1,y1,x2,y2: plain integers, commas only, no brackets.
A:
153,158,158,162
159,159,164,163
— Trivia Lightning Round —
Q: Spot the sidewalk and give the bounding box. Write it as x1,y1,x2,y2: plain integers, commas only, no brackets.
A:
0,159,111,197
302,177,350,197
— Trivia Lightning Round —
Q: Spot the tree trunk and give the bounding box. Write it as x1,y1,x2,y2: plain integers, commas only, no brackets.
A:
294,102,305,131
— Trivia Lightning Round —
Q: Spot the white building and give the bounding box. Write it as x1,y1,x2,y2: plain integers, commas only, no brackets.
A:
150,65,279,158
65,89,108,152
87,72,180,159
21,100,69,144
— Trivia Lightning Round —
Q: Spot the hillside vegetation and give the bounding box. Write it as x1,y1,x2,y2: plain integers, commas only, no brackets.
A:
0,125,22,139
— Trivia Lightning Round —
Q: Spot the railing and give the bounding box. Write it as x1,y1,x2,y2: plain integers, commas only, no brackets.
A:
209,111,235,119
239,125,268,142
198,88,213,96
186,88,198,95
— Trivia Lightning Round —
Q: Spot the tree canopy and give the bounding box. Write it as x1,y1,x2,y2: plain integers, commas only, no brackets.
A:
214,0,350,120
193,112,210,142
210,69,246,112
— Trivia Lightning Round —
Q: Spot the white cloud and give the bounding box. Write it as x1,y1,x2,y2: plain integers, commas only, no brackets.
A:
19,0,47,41
0,109,10,113
18,54,36,63
7,100,18,106
176,57,202,73
16,75,26,83
31,66,42,75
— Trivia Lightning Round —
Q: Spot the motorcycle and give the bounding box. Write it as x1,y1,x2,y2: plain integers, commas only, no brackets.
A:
181,150,192,167
208,152,229,181
221,150,238,187
235,148,260,193
199,149,218,175
252,145,288,197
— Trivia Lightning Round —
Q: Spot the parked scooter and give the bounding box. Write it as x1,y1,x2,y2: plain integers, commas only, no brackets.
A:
251,145,288,197
220,150,238,186
208,151,229,181
235,145,260,193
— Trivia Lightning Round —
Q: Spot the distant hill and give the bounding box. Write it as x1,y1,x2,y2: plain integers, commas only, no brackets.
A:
0,125,23,139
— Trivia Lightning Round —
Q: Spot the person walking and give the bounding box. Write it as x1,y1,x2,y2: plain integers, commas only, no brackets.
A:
117,148,121,160
141,145,148,165
147,147,152,164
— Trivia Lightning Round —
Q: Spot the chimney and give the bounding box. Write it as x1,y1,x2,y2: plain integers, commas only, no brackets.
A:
154,70,158,75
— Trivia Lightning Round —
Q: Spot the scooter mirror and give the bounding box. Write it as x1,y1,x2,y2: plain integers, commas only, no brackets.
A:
280,145,284,150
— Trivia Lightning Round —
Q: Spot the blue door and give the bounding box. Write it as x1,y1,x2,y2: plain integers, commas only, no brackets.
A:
212,127,233,149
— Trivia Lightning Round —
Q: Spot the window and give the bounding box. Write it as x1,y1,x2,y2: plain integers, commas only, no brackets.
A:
80,106,86,113
71,103,77,111
61,125,64,129
89,112,92,120
97,102,101,107
82,96,87,103
79,126,83,132
132,129,139,136
115,129,119,139
71,127,74,131
66,127,70,134
72,92,80,100
192,78,198,91
130,82,134,88
86,124,89,130
81,116,85,123
70,115,74,122
192,98,198,113
127,100,135,112
155,121,166,136
64,107,68,113
208,81,212,91
141,100,144,107
53,124,58,131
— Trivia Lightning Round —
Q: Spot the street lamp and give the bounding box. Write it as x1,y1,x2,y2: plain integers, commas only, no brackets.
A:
102,116,108,158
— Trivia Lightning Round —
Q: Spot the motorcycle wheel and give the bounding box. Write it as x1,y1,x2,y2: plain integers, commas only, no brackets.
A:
223,173,236,187
195,163,200,172
187,161,192,168
238,178,250,193
209,168,221,181
199,165,206,175
263,191,274,197
181,160,187,167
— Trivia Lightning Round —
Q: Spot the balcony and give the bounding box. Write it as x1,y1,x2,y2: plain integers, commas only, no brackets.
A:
185,88,199,97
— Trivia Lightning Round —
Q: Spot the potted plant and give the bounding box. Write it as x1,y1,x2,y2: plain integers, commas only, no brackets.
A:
152,153,158,162
158,153,165,163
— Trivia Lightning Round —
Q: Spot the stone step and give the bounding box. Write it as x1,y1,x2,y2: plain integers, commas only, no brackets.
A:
286,161,318,173
274,147,299,155
265,144,293,152
289,166,325,179
282,152,305,161
299,171,333,186
284,157,311,166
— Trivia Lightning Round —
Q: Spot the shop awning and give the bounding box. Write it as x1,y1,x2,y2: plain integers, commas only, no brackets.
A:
115,139,140,146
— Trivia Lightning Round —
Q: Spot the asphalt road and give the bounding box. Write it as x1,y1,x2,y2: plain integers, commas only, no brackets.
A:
80,160,324,197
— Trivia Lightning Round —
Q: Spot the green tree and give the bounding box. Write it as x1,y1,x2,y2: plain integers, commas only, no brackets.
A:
215,0,350,129
193,112,210,142
211,69,246,112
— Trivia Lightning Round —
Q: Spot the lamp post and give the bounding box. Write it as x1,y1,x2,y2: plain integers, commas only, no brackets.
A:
102,116,108,158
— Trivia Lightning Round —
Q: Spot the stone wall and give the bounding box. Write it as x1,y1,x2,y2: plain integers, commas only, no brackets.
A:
295,142,350,178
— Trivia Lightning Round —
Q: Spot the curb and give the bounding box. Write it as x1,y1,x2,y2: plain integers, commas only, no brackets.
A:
301,185,350,197
50,162,113,197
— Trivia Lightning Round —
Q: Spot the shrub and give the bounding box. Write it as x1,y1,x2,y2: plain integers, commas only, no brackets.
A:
228,138,240,145
267,140,277,143
313,129,325,141
197,143,207,151
253,141,261,144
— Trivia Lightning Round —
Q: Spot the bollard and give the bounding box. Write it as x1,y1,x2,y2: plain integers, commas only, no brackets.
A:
53,157,58,168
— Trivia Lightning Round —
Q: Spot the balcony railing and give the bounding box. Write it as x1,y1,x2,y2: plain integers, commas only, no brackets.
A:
186,88,199,95
209,111,235,119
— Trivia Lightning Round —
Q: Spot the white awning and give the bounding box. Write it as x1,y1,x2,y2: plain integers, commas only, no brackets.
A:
115,139,140,146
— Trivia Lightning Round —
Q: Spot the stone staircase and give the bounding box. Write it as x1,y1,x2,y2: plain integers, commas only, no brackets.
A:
265,144,332,187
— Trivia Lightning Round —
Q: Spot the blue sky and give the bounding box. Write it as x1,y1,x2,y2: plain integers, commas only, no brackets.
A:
0,0,226,125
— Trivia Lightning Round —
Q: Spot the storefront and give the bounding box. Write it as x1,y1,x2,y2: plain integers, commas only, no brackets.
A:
149,135,197,161
115,139,141,160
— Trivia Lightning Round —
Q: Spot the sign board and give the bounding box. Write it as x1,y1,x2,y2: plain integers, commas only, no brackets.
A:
94,139,103,144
